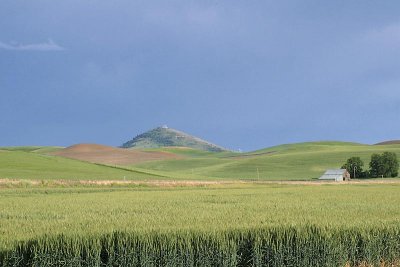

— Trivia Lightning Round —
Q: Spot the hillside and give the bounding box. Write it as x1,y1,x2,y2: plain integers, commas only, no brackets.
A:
2,141,400,181
51,143,182,165
0,146,63,153
375,140,400,145
121,126,227,152
133,141,400,180
0,149,160,180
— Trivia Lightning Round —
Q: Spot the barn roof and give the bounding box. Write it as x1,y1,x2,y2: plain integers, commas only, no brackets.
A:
319,169,348,180
324,169,348,175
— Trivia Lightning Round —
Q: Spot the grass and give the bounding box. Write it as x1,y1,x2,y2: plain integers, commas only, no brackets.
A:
0,150,159,180
1,183,400,265
1,142,400,265
3,183,400,243
144,147,234,158
2,142,400,181
135,142,400,180
0,146,61,153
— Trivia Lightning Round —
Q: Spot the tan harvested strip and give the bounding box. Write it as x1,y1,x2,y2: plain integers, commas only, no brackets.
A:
0,178,240,188
1,178,400,188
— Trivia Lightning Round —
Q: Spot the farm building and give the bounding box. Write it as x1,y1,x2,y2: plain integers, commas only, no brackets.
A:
319,169,350,181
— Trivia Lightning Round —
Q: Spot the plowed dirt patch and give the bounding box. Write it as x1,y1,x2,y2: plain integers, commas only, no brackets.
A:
50,144,182,165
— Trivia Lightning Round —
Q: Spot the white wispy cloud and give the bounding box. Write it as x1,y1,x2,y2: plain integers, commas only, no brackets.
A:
363,23,400,47
0,39,64,51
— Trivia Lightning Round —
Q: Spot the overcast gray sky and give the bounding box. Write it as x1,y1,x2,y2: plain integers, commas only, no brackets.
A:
1,1,400,151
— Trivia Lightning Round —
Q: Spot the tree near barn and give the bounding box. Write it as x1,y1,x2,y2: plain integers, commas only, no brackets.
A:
369,152,399,178
381,152,399,177
369,154,383,177
341,157,364,178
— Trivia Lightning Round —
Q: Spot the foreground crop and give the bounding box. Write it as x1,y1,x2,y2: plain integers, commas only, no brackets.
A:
1,183,400,266
2,227,400,266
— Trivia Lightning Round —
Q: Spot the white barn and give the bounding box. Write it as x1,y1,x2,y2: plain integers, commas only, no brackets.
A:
319,169,350,182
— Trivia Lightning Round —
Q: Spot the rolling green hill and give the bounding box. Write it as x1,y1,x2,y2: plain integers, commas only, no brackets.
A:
121,126,227,152
1,141,400,181
0,149,160,180
133,142,400,180
0,146,63,153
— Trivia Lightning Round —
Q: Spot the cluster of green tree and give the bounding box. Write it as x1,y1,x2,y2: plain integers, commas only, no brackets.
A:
342,152,399,178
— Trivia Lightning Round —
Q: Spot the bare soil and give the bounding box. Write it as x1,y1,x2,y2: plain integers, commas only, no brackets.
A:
50,143,182,165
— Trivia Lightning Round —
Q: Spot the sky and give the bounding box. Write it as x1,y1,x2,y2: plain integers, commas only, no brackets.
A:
1,1,400,151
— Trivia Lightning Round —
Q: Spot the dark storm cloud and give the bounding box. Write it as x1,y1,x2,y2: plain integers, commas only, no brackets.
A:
1,1,400,150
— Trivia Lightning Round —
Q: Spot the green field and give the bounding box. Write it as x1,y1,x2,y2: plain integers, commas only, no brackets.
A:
1,142,400,181
0,146,63,153
0,149,158,180
1,143,400,265
135,142,400,180
1,183,400,266
2,183,400,246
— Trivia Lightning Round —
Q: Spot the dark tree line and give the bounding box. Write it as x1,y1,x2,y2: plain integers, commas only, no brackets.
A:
342,152,399,178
